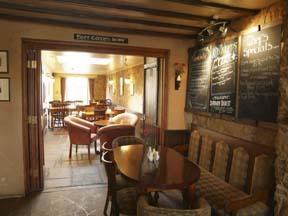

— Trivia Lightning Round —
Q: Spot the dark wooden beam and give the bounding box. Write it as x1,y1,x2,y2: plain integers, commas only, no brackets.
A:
0,1,202,31
52,0,211,22
164,0,259,15
0,13,198,39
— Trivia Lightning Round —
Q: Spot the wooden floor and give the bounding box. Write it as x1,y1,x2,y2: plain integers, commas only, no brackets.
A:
44,129,107,189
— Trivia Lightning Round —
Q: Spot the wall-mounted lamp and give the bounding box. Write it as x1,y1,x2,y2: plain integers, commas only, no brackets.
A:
174,62,185,90
124,77,134,96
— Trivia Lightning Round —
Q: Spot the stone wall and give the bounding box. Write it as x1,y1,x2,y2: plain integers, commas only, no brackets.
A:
274,0,288,215
106,63,144,113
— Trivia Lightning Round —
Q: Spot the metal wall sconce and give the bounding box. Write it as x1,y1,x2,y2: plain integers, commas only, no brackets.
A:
174,62,185,90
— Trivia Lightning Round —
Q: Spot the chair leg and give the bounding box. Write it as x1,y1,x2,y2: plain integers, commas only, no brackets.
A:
88,145,91,161
76,145,78,154
103,191,109,216
69,143,72,159
94,141,97,154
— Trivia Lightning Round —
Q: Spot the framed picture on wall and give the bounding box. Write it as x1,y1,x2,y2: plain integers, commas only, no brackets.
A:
0,50,8,73
119,77,124,96
0,78,10,101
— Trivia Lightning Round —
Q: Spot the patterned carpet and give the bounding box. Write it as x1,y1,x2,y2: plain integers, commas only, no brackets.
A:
44,129,107,190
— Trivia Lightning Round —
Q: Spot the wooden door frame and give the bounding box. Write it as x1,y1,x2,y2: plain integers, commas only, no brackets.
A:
22,38,169,194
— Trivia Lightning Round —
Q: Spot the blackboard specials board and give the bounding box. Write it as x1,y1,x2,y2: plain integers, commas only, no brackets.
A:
185,46,211,112
239,25,281,122
209,39,238,115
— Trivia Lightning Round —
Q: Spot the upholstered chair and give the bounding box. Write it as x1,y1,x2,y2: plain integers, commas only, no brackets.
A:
102,151,137,216
112,136,144,148
97,124,135,161
64,116,97,160
137,195,211,216
188,130,201,163
228,147,250,191
212,141,230,180
111,112,138,126
68,116,97,133
198,136,213,171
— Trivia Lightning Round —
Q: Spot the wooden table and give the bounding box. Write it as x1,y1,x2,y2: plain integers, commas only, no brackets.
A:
113,145,200,191
94,119,115,127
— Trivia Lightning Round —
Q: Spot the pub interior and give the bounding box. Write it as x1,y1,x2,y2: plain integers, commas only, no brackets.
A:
0,0,287,216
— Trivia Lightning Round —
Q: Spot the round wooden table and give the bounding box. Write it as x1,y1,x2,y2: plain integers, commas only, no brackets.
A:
94,119,115,127
113,145,200,191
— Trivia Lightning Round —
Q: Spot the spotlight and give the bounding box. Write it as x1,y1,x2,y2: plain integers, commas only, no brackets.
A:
207,28,214,36
219,23,228,37
197,35,204,42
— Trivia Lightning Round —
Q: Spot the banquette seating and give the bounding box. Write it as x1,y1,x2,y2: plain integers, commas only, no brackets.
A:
165,125,275,216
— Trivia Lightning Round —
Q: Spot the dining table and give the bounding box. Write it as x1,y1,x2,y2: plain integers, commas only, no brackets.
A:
113,144,200,199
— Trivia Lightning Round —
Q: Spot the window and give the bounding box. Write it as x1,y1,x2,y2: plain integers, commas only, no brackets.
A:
65,77,90,104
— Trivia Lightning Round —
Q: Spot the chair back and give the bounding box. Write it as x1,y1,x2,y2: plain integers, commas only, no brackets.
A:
97,125,135,149
68,116,97,133
112,112,138,126
112,136,144,148
102,151,117,191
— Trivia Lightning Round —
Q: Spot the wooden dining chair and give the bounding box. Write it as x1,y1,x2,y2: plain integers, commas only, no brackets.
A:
112,136,144,148
102,151,137,216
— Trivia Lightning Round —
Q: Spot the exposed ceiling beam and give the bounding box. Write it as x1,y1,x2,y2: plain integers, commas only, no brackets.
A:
163,0,259,15
52,0,211,22
0,2,202,31
0,13,198,39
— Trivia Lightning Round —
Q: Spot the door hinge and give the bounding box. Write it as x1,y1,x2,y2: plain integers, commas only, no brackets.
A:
28,116,38,125
30,169,39,178
27,60,37,69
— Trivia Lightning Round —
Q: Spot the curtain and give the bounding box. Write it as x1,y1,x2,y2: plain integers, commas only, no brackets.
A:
60,77,66,102
89,78,95,101
65,77,90,104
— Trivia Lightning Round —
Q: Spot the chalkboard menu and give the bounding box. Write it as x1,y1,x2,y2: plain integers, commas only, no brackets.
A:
209,39,238,115
239,25,281,122
185,46,211,112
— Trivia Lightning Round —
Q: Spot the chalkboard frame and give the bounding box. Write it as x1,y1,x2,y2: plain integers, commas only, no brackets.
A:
238,24,281,122
185,45,211,113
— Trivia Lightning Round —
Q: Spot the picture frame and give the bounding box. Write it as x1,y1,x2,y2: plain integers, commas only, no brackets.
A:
0,78,10,101
0,50,8,73
119,77,124,96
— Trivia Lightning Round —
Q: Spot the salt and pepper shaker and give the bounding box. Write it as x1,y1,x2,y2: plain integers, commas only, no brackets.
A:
147,147,160,163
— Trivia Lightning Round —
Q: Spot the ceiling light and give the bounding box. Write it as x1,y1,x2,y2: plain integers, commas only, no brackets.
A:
57,54,111,65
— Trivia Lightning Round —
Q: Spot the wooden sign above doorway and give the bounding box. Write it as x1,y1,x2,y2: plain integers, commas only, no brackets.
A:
74,33,128,44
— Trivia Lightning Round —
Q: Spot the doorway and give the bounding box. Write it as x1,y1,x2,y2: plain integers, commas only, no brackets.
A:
22,38,169,194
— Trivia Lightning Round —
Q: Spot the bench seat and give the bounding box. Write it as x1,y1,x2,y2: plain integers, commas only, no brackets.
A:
198,168,269,216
